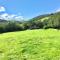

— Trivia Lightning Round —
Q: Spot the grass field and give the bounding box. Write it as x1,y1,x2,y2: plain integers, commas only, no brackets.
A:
0,29,60,60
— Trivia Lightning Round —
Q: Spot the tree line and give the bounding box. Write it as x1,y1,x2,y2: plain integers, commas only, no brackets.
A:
0,12,60,33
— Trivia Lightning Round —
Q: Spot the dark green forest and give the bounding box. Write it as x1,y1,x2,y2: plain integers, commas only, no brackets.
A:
0,12,60,33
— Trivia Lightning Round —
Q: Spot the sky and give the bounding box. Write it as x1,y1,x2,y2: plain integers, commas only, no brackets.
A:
0,0,60,20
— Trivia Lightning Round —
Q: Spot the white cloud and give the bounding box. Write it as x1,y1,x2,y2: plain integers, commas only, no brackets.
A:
0,13,8,20
0,6,24,21
0,6,5,12
0,13,24,21
15,16,24,21
55,8,60,12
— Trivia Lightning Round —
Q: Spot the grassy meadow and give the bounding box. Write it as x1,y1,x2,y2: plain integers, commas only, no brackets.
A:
0,29,60,60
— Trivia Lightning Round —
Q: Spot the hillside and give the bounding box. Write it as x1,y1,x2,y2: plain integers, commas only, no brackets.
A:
0,29,60,60
30,12,60,22
0,12,60,33
27,12,60,29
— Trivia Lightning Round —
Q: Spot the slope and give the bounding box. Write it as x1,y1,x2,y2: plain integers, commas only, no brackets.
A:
0,29,60,60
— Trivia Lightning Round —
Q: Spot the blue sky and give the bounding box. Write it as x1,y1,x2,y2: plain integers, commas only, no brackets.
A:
0,0,60,19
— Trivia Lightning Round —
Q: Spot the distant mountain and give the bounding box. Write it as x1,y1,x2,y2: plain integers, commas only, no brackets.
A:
0,12,60,33
30,12,60,22
0,12,60,31
28,12,60,29
0,19,7,22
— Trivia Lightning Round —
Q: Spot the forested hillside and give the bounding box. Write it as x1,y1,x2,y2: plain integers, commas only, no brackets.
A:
29,12,60,29
0,12,60,33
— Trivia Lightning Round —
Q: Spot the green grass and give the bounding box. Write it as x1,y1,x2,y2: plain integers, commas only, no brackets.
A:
0,29,60,60
41,17,49,22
